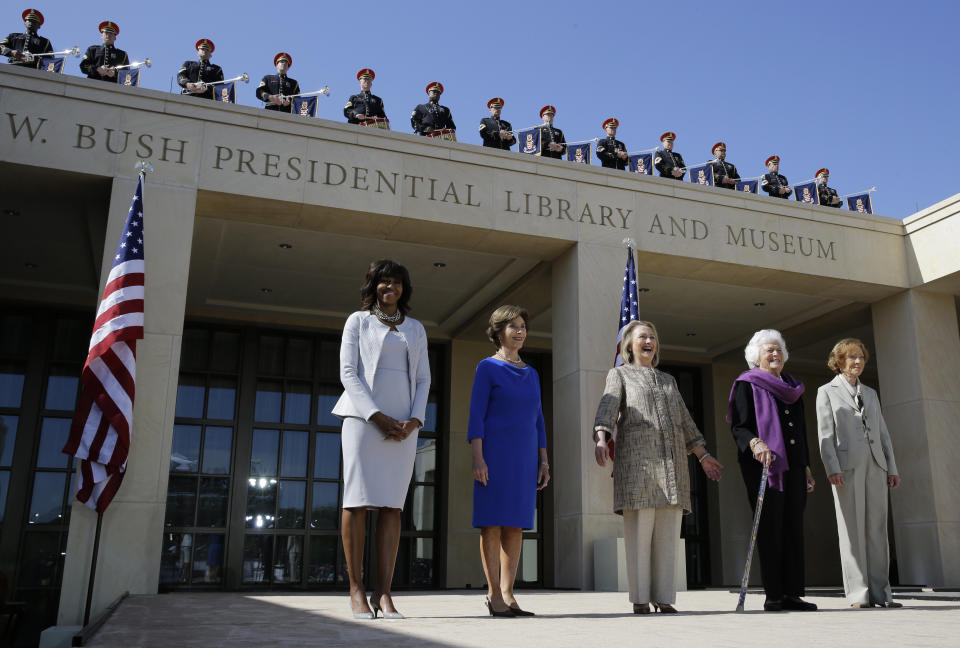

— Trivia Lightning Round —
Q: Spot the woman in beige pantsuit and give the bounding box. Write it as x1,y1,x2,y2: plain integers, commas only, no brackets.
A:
816,338,902,608
593,320,723,614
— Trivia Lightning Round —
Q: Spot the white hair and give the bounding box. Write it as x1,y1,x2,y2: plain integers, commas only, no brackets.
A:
744,329,789,367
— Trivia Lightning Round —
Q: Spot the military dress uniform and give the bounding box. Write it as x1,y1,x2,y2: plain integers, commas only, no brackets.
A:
344,90,386,123
597,136,627,169
80,43,128,82
537,124,565,159
479,116,515,149
257,74,300,113
815,169,841,208
178,59,223,100
655,133,685,180
710,143,740,189
412,101,455,134
1,29,51,69
762,171,791,198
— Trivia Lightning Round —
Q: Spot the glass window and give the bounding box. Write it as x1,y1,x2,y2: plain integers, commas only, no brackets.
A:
192,533,225,584
165,476,197,527
273,535,303,584
254,381,282,423
201,426,232,474
405,485,435,532
313,433,340,480
52,318,89,363
411,538,433,585
284,382,311,424
318,340,339,381
0,414,17,465
245,477,277,529
18,531,62,587
520,539,538,583
36,418,72,469
307,535,337,584
197,477,229,527
276,480,305,529
206,377,236,420
27,472,68,525
250,429,279,477
180,329,210,371
170,425,201,473
413,438,436,482
242,535,272,584
0,363,25,408
0,314,31,357
285,338,313,379
44,369,79,411
310,482,339,530
315,385,341,428
159,532,193,585
258,335,284,375
0,470,10,523
209,331,240,372
280,431,308,478
175,375,205,419
422,401,438,433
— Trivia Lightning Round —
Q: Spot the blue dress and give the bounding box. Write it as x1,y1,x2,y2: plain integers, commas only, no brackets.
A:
468,357,547,529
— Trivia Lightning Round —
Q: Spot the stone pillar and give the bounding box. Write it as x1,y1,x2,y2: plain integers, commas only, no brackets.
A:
872,289,960,587
551,243,625,589
57,177,198,624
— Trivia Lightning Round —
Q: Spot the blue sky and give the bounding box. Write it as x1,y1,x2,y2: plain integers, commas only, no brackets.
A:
18,1,957,219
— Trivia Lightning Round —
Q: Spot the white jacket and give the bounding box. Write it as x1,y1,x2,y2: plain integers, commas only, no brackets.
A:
331,310,431,424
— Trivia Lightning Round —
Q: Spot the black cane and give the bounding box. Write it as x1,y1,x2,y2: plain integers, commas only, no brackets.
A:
736,462,769,612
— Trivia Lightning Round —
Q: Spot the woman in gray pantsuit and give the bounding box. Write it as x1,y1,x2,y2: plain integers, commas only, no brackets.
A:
816,338,902,608
593,320,723,614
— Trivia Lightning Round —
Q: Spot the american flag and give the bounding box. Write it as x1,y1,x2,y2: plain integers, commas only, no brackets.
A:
63,175,146,513
614,242,640,366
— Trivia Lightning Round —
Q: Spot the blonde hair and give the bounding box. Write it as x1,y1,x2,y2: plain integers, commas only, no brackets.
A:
827,338,870,373
621,320,660,367
486,305,529,348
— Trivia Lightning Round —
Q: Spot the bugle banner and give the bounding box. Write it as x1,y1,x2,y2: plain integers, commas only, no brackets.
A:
293,95,318,117
567,142,591,164
217,82,236,104
794,181,819,205
688,163,714,187
846,192,873,214
118,68,141,87
736,179,759,194
39,56,64,74
517,127,541,155
629,152,653,175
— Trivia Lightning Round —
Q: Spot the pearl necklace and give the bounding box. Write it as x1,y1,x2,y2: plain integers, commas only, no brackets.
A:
496,350,524,366
372,304,402,323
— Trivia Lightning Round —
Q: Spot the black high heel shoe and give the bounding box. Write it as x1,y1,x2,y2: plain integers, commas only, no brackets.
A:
507,604,535,617
485,597,516,617
652,603,677,614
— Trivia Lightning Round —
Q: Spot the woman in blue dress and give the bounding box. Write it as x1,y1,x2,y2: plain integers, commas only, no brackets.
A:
469,305,550,617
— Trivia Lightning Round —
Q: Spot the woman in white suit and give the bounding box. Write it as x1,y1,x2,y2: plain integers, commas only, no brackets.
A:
816,338,902,608
333,259,430,619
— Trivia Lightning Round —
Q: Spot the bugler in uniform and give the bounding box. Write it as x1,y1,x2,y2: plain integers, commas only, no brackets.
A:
596,118,628,170
710,142,740,189
479,97,516,150
761,155,792,199
344,68,387,125
815,168,842,208
411,82,455,135
538,105,566,159
1,8,52,69
80,21,128,83
256,52,300,113
655,132,685,180
177,39,223,100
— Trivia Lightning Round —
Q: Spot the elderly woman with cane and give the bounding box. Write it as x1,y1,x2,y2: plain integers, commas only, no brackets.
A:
728,329,817,612
816,338,902,608
593,320,723,614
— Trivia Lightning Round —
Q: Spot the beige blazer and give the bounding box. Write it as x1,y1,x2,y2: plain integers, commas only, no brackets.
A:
816,374,898,477
331,310,430,425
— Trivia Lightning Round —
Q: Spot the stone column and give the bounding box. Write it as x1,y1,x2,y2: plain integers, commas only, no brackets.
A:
872,289,960,587
57,177,198,624
551,243,625,589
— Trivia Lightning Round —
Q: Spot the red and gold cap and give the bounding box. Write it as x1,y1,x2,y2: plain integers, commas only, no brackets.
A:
426,81,443,94
539,105,556,118
196,38,214,52
22,8,44,25
98,21,119,35
815,167,829,178
712,141,726,154
660,131,677,142
765,155,781,166
357,68,375,80
487,97,504,109
274,52,292,67
602,117,619,130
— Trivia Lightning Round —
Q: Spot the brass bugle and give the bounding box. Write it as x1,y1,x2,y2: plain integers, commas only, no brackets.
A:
112,58,151,71
195,73,249,93
20,46,81,62
278,86,330,102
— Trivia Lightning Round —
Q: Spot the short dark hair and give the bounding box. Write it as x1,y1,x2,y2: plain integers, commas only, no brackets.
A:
486,305,528,348
359,259,413,314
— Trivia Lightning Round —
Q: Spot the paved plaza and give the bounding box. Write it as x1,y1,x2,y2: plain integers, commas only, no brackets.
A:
84,589,959,648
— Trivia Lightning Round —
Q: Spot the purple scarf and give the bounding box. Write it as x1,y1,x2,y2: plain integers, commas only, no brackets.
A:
726,368,805,491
